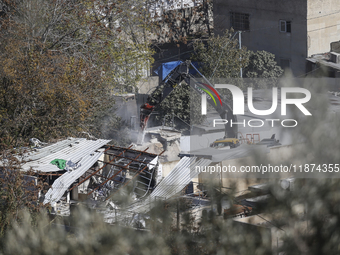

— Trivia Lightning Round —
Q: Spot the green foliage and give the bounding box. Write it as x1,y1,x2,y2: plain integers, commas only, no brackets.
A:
191,30,250,79
0,151,47,237
244,50,284,88
3,209,171,255
3,179,340,255
154,83,206,128
0,0,154,147
191,31,283,90
0,193,272,255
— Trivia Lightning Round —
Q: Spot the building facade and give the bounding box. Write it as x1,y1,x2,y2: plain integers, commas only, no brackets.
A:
213,0,340,76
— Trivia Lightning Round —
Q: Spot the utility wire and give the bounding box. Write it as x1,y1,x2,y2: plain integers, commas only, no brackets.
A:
308,23,339,32
308,10,340,20
297,67,321,77
256,214,285,232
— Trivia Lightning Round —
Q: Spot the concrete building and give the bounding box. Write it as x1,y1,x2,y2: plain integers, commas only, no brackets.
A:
213,0,340,76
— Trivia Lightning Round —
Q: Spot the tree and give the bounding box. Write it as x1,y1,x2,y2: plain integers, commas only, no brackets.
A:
191,29,250,80
244,50,284,88
152,0,213,44
0,0,154,147
0,149,48,237
191,30,283,84
154,84,206,129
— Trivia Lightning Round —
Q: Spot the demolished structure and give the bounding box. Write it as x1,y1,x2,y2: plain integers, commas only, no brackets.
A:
16,138,164,215
15,137,215,227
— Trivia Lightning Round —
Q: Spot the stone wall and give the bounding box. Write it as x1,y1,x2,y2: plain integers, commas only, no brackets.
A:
307,0,340,56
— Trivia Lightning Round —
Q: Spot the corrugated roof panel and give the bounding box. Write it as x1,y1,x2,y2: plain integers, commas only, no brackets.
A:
129,157,212,214
18,138,86,162
43,151,104,205
149,157,211,200
22,139,110,172
149,157,194,200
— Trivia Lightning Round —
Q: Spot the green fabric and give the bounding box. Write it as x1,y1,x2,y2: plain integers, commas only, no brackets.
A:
50,159,67,169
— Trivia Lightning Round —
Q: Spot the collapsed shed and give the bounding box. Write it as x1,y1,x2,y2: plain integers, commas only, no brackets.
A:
9,136,221,228
17,138,163,210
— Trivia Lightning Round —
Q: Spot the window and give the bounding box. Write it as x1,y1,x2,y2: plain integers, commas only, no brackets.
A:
230,12,250,31
280,20,291,33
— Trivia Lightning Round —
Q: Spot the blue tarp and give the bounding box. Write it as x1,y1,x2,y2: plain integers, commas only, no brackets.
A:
154,60,183,81
154,60,202,81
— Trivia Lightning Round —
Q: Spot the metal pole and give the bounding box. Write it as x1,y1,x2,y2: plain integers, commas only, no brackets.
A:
177,198,180,230
239,31,243,78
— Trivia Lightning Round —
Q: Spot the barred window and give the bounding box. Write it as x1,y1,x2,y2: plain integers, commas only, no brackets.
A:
230,12,250,31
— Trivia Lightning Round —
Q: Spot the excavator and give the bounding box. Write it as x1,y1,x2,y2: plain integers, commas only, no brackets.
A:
139,60,239,147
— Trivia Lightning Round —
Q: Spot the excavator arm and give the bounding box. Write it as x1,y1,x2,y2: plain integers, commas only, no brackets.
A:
140,60,238,138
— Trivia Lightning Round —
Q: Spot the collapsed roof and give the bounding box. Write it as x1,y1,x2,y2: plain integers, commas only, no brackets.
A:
18,138,164,206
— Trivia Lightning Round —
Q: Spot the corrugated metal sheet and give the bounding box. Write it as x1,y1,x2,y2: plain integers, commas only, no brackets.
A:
43,151,104,205
149,156,211,200
22,139,110,172
18,138,86,162
129,156,211,214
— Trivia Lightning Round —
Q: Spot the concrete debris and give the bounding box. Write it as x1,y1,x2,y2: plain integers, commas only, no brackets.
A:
134,127,181,162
